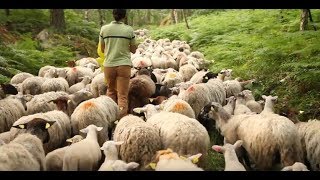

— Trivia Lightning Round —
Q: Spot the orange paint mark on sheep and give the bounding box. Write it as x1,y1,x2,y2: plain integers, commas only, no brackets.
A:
172,102,187,111
72,67,77,72
166,73,176,79
82,101,95,109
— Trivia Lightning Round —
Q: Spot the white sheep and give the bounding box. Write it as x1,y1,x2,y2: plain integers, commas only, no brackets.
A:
41,69,69,93
65,66,94,86
11,110,72,154
150,148,203,171
204,102,304,170
293,119,320,171
45,135,84,171
179,64,198,82
0,96,26,133
212,139,246,171
63,124,103,171
26,91,69,114
38,65,56,77
98,140,139,171
71,95,119,146
233,92,255,115
10,72,34,85
21,76,46,95
242,90,262,114
146,111,210,167
178,78,226,117
90,73,107,98
113,115,162,169
68,76,91,94
281,162,309,171
0,117,56,170
223,96,236,115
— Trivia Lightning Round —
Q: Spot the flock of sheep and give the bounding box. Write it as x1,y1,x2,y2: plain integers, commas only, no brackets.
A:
0,28,319,171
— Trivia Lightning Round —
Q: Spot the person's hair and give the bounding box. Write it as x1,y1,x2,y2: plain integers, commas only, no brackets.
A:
113,9,126,21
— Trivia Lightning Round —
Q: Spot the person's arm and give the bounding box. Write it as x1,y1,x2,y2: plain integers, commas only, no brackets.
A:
100,38,105,54
99,27,105,53
129,28,137,53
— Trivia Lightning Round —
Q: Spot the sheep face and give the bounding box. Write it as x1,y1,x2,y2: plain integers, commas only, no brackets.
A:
0,83,18,95
12,117,56,143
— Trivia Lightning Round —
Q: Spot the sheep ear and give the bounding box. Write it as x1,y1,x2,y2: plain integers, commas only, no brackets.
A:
272,96,278,101
234,140,243,148
80,127,88,134
261,95,267,99
127,162,139,170
149,98,154,103
133,108,142,114
66,138,73,143
114,141,124,146
96,127,103,131
147,163,156,170
212,145,223,153
188,153,202,164
13,124,26,129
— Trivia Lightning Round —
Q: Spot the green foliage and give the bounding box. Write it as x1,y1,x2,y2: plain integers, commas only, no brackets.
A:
0,9,49,34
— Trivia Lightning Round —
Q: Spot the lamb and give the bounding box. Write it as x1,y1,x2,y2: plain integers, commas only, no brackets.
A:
45,135,84,171
26,91,69,114
11,110,72,154
202,102,303,170
242,90,262,114
0,96,26,133
149,148,203,171
233,92,255,115
10,72,34,85
260,95,278,115
223,96,236,115
68,76,91,94
179,64,198,82
0,117,56,170
281,162,309,171
212,139,246,171
113,115,162,169
98,140,140,171
146,111,210,167
71,95,119,146
63,124,103,171
90,73,107,98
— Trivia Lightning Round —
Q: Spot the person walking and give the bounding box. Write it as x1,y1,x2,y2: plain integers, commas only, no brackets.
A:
99,9,137,119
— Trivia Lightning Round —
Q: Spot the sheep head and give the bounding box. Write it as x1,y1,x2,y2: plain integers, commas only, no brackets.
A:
12,117,56,144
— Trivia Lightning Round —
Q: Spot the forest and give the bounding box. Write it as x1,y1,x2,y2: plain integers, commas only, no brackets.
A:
0,9,320,171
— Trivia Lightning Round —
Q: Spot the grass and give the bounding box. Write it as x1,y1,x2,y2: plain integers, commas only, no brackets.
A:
149,9,320,170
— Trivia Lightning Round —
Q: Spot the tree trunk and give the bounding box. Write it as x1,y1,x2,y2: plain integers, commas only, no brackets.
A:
50,9,66,32
308,9,317,31
5,9,10,16
182,9,190,29
146,9,151,24
98,9,104,27
300,9,309,31
173,9,178,24
84,9,89,21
